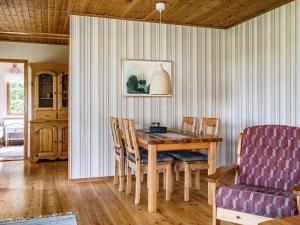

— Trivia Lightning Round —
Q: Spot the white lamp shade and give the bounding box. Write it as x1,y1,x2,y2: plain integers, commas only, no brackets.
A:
150,64,172,95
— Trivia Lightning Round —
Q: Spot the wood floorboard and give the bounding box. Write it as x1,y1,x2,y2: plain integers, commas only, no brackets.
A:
0,160,236,225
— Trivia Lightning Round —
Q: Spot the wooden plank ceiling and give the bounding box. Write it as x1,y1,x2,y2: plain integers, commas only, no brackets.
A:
0,0,293,45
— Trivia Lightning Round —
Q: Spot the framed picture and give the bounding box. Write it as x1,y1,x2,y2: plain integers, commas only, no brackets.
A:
122,59,172,97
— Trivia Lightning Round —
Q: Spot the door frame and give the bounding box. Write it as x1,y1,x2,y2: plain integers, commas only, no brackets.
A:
0,58,29,160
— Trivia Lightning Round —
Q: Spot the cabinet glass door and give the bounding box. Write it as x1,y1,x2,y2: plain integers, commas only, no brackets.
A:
61,73,68,108
38,74,54,108
35,72,57,119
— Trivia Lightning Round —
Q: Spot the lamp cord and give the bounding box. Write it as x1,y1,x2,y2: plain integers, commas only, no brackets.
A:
159,10,162,63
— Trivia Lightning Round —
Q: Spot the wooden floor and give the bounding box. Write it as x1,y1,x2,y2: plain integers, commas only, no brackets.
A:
0,160,236,225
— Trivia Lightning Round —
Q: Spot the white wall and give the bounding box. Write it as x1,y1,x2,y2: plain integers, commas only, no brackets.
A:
70,0,300,179
0,63,24,125
0,42,68,64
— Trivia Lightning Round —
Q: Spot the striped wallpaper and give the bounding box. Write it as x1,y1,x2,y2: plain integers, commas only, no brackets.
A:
70,0,300,179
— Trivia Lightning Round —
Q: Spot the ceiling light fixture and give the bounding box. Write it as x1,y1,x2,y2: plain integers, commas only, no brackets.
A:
149,2,172,95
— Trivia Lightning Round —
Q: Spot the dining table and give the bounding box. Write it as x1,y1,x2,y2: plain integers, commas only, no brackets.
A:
136,129,223,213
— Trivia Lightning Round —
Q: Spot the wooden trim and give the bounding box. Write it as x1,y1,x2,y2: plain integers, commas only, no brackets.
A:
156,142,211,151
24,62,28,159
68,176,113,183
0,58,28,63
0,31,69,40
0,59,28,160
217,208,272,225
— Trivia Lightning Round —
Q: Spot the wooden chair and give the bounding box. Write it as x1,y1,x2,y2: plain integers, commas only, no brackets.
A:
122,118,174,205
172,117,220,201
174,116,198,181
181,116,197,135
208,125,300,225
110,117,126,192
199,117,220,136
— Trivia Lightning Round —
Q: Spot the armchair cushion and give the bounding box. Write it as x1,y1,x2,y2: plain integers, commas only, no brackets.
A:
216,184,297,218
238,125,300,191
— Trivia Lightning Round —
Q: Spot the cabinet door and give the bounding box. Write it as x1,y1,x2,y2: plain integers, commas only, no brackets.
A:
34,71,57,119
57,73,68,119
58,125,68,158
34,125,58,158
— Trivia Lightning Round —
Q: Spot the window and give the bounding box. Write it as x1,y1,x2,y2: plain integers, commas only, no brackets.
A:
7,82,24,115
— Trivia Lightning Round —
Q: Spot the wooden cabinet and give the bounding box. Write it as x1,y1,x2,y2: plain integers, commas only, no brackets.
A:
31,63,69,120
30,63,69,162
30,120,68,162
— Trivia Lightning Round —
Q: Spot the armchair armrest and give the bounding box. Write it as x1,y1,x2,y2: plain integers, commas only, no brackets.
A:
208,164,239,184
293,184,300,195
293,184,300,212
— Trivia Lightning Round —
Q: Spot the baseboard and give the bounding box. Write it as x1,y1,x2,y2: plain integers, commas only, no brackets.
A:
69,176,114,183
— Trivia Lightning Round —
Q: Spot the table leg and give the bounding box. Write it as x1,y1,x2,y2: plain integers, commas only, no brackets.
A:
208,142,217,205
148,144,157,212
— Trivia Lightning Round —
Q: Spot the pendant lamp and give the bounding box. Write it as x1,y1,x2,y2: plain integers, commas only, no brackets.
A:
150,2,172,95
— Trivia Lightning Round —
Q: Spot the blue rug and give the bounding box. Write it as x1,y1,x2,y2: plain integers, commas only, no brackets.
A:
0,215,77,225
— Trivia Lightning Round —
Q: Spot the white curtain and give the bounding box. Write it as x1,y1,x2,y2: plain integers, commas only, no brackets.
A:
4,72,24,83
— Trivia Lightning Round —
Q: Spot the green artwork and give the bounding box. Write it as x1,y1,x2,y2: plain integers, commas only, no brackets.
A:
126,75,150,94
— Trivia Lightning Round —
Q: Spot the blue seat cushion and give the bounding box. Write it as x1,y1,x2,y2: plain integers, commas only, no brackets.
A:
167,151,208,162
115,147,126,156
128,148,174,164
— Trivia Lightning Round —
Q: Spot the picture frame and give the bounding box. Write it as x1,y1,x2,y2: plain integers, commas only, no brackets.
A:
122,59,173,97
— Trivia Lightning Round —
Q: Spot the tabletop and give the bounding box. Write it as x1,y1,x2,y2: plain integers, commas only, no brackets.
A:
136,130,222,145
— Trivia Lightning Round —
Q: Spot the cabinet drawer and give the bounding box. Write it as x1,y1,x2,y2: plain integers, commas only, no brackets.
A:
36,111,56,119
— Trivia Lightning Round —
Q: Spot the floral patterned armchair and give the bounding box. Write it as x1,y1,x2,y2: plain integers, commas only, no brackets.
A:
208,125,300,225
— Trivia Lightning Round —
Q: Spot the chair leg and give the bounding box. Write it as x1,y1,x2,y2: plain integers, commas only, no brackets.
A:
195,170,200,190
184,163,190,201
175,165,180,181
126,165,132,195
189,169,192,188
119,158,125,192
166,164,172,201
135,167,141,205
141,172,144,183
157,172,160,192
163,171,166,190
170,165,174,193
114,158,119,185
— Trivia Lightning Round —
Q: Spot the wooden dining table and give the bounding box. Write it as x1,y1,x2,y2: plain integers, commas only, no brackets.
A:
136,130,223,213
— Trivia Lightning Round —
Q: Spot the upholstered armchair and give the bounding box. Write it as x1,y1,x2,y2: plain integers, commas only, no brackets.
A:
208,125,300,225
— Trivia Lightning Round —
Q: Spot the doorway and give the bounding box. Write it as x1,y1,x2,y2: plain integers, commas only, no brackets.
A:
0,59,28,161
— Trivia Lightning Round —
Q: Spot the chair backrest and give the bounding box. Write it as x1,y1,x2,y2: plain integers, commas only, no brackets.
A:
110,117,124,151
122,118,141,162
199,118,220,136
238,125,300,191
181,117,197,135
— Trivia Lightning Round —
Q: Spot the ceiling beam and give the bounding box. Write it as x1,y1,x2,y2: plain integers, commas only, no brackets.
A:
0,31,69,40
